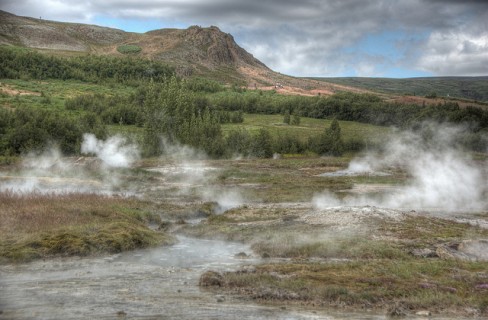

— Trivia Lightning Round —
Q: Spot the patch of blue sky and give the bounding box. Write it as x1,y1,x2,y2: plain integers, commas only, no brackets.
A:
93,15,187,33
383,67,432,79
340,30,431,78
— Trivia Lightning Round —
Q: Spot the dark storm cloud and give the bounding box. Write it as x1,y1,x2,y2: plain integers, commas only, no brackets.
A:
1,0,487,76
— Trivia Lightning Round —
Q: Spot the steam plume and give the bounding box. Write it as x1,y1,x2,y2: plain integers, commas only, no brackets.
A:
81,133,139,168
0,134,140,195
314,124,487,212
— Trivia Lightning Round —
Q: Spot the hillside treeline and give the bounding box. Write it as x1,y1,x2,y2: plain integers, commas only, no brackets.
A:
0,107,106,155
0,46,174,84
209,89,488,131
208,89,488,151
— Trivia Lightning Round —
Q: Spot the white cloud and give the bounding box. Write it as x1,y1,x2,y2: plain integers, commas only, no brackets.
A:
1,0,487,77
417,31,488,76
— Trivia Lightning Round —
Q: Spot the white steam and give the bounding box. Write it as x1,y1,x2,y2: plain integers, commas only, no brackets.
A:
81,134,139,168
314,124,487,212
203,188,245,214
0,134,140,195
148,139,246,213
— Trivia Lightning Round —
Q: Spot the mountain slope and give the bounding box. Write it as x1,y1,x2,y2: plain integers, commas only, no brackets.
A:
0,10,365,94
0,10,269,84
2,10,485,106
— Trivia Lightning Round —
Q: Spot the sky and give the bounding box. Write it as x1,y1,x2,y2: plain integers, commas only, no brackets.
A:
1,0,487,78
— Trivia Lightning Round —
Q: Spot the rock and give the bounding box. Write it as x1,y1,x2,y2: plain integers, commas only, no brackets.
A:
415,310,431,316
458,239,488,261
261,252,270,258
436,240,488,262
387,303,408,317
175,218,186,225
199,271,224,287
236,266,256,274
411,248,437,258
436,243,475,261
419,282,436,289
158,221,172,231
440,286,457,293
235,252,248,258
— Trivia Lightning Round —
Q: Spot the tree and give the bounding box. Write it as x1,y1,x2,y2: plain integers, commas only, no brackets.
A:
310,119,343,156
250,129,273,158
142,76,224,157
283,110,291,124
326,119,344,156
291,114,301,126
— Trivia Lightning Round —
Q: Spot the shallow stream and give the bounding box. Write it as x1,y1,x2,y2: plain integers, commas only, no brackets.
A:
0,236,389,319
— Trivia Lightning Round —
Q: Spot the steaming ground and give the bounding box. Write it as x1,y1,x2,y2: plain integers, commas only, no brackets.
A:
1,125,487,318
0,135,140,195
314,124,488,212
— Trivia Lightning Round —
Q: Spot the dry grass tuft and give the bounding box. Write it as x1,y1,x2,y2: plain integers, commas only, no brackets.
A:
0,191,173,263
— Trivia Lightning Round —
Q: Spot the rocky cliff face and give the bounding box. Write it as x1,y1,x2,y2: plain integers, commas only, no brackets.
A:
182,25,266,68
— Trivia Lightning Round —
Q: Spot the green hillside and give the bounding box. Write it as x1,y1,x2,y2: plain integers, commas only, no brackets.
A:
312,77,488,102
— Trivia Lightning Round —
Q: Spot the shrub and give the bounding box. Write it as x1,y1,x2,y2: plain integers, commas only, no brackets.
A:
117,45,142,54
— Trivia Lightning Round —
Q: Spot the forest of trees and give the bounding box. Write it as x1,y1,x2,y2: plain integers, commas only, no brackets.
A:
0,45,487,158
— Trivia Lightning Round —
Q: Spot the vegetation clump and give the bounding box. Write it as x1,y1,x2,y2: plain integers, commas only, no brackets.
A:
117,44,142,54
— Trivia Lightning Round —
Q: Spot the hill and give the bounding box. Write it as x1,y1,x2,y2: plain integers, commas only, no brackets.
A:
0,10,351,93
1,10,486,107
312,76,488,103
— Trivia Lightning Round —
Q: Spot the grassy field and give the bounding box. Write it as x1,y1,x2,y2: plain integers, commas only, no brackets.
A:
187,195,488,316
223,113,389,144
0,78,134,117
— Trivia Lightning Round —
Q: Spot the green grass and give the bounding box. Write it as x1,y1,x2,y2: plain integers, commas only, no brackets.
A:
0,78,134,113
223,113,389,145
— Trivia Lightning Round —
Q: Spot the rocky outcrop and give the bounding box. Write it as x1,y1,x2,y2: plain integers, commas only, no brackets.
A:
436,240,488,262
199,271,224,287
177,25,267,68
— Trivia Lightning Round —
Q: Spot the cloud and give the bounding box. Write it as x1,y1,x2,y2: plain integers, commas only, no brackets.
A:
416,30,488,76
1,0,487,77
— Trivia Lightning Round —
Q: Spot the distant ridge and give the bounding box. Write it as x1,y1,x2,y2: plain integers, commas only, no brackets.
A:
312,76,488,102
